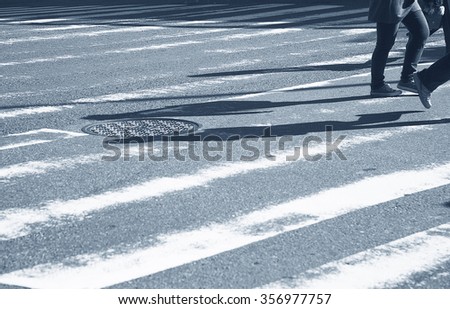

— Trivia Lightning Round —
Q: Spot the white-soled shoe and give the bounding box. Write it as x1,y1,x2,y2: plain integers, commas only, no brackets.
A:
370,83,402,97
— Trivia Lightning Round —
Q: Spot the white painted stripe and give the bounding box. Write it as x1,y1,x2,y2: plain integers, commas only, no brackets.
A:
218,28,303,41
262,223,450,289
204,47,266,54
0,106,72,119
0,154,101,180
0,52,130,67
9,18,70,24
0,25,355,68
423,39,446,47
0,140,53,151
254,21,291,26
308,51,402,66
232,71,372,100
152,28,230,39
0,144,156,180
171,20,219,25
282,56,386,92
0,158,449,288
72,75,260,103
0,91,35,99
204,46,406,102
228,55,413,102
103,29,301,52
198,59,262,71
358,97,400,106
319,108,335,114
308,54,371,66
6,128,87,138
0,129,408,240
0,26,163,44
105,40,203,53
291,28,375,44
298,34,348,43
0,55,81,67
1,129,88,151
31,25,98,32
340,28,376,35
0,29,232,66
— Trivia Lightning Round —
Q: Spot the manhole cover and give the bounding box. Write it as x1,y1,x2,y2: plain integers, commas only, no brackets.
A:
82,118,199,138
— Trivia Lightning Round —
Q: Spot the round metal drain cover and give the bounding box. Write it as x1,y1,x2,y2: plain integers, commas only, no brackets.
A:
82,118,199,138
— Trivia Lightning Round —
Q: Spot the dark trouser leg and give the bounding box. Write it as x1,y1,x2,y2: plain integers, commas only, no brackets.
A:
371,22,399,89
401,10,429,81
417,53,450,92
443,1,450,54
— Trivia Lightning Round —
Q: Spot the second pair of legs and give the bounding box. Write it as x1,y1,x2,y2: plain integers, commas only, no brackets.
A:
370,9,429,98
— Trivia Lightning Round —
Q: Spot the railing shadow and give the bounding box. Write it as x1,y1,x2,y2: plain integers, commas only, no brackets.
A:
0,0,370,29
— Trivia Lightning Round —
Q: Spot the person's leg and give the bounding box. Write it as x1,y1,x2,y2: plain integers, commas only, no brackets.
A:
371,22,401,96
413,53,450,108
418,53,450,91
400,10,429,83
442,0,450,54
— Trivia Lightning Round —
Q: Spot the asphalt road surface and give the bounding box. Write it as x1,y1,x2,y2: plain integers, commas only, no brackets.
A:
1,1,450,290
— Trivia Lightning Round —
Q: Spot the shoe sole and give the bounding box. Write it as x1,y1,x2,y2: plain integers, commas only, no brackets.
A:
397,84,418,93
370,91,402,97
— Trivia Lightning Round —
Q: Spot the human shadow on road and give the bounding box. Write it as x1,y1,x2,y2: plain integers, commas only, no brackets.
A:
176,110,442,141
83,95,374,121
188,58,402,78
99,110,450,144
0,90,263,111
1,80,401,111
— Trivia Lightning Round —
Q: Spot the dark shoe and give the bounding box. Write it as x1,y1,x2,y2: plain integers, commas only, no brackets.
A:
413,73,432,109
370,83,402,97
397,78,418,93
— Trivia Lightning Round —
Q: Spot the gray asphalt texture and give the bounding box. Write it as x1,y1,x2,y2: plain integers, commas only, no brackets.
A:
1,0,450,290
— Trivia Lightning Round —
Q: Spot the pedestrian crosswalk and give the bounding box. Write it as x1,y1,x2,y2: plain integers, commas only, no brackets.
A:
1,1,449,290
262,223,450,289
1,122,448,289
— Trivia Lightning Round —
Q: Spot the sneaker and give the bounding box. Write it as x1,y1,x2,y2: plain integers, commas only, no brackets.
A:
397,78,418,93
413,72,432,109
370,83,402,97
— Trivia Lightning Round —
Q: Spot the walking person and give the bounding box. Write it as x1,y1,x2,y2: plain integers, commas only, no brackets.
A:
369,0,430,97
430,0,450,54
413,52,450,107
442,0,450,53
419,0,448,53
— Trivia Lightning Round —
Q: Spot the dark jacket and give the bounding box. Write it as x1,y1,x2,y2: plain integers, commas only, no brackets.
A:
369,0,422,23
